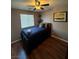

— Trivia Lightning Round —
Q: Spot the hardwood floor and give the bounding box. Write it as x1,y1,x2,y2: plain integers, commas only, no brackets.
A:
11,37,68,59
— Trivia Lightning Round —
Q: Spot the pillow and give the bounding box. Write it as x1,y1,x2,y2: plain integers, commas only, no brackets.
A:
27,29,31,32
39,23,43,27
27,29,32,35
42,23,47,28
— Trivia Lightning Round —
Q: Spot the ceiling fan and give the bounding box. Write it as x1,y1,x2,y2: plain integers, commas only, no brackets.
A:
28,0,49,10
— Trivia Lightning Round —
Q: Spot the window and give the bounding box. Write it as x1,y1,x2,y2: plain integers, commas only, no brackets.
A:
20,14,34,28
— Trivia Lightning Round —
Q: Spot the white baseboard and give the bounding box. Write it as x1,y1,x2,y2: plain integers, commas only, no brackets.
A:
11,39,21,44
51,35,68,43
11,35,68,44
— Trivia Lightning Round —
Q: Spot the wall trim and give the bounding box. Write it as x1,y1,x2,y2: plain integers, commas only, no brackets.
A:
51,35,68,43
11,39,21,44
11,35,68,44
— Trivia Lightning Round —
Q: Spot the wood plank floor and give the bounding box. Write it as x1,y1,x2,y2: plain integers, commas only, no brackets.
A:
11,37,68,59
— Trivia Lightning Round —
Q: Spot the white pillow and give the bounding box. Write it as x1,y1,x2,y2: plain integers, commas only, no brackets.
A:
39,23,43,27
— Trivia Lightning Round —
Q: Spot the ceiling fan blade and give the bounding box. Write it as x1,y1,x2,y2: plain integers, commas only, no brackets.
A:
33,7,44,11
33,8,36,10
41,4,49,6
41,7,44,10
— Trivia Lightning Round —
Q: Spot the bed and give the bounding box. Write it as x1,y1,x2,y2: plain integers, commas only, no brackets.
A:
21,24,51,54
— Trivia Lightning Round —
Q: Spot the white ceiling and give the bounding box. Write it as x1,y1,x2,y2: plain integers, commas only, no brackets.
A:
11,0,68,12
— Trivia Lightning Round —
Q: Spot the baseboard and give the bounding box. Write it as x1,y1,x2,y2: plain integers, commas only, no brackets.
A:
51,35,68,43
11,39,21,44
11,35,68,44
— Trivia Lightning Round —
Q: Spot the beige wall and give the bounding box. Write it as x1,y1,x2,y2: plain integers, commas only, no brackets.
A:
11,9,39,42
41,4,68,40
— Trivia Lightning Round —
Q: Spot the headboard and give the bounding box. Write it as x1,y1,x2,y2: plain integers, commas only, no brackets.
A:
42,23,52,35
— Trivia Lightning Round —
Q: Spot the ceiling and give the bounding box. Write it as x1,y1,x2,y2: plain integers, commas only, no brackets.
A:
11,0,68,12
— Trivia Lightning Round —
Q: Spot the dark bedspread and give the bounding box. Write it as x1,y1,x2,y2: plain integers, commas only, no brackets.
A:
21,26,46,38
21,26,49,54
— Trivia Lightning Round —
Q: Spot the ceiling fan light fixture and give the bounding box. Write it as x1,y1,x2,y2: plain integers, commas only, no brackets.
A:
35,6,41,10
35,1,40,6
33,0,49,11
